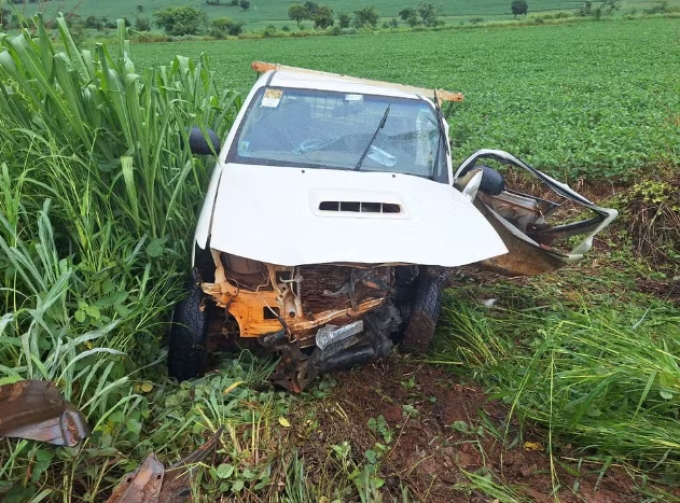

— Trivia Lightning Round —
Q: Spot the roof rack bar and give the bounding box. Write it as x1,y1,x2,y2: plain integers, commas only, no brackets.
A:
251,61,464,103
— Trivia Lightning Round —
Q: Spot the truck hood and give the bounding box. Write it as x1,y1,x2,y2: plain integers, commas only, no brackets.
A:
195,164,507,267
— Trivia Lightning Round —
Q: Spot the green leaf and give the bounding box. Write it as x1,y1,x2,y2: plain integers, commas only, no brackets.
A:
215,463,235,479
367,417,377,431
125,418,142,434
451,421,469,433
102,279,116,294
146,237,168,258
109,410,125,423
75,310,86,323
365,449,377,464
111,291,129,305
95,297,113,309
232,479,244,491
114,304,132,317
85,305,101,320
31,449,55,484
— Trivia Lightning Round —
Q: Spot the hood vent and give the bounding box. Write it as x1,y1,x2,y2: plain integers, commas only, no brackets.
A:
319,201,402,214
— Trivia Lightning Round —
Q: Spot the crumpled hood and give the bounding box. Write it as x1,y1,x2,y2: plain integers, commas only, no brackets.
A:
197,164,507,267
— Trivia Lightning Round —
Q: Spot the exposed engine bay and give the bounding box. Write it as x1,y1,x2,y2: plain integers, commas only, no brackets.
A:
199,251,414,391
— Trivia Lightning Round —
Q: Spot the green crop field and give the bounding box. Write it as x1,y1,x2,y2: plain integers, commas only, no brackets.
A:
133,17,680,180
2,14,680,503
10,0,680,29
5,0,583,22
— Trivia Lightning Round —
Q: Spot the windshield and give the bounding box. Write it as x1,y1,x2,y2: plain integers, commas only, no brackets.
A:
228,86,448,182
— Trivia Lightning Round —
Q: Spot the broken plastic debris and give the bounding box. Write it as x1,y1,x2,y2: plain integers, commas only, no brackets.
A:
0,380,90,447
481,298,498,307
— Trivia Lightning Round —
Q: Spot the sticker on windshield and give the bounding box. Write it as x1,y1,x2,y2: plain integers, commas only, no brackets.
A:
261,89,283,108
345,94,363,102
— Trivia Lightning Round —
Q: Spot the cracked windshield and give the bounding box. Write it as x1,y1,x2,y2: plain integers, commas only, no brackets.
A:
229,86,447,180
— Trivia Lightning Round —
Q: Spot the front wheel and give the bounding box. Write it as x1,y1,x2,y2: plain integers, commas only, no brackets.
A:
168,270,209,381
400,270,444,353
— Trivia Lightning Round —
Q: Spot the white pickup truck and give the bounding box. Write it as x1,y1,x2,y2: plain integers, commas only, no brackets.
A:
168,62,617,391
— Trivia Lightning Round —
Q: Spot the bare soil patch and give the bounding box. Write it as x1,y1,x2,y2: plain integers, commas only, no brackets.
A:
295,359,667,503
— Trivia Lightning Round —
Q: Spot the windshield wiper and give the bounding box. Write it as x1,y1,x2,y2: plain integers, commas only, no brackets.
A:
354,104,391,171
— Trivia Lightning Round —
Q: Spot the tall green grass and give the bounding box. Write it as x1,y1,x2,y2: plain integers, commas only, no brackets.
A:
0,11,240,364
435,290,680,470
0,13,242,500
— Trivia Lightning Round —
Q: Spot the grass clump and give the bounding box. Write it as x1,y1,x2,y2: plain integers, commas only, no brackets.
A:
0,13,253,502
435,287,680,471
620,178,680,271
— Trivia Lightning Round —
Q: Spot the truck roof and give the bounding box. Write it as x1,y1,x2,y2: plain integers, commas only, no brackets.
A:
252,61,464,104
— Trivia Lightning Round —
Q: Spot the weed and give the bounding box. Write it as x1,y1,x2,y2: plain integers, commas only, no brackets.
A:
436,290,680,469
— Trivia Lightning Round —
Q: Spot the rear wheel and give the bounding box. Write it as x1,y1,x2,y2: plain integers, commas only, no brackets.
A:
168,270,209,381
400,269,444,353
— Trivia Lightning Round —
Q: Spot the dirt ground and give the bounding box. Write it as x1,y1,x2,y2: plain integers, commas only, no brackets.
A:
296,359,670,503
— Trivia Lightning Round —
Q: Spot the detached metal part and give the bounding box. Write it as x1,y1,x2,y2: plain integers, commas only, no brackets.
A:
158,428,222,503
0,380,90,447
455,149,618,276
316,320,364,350
106,429,222,503
105,453,165,503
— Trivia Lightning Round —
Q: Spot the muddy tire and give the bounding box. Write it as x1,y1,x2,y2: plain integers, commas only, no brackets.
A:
168,270,209,381
400,271,444,353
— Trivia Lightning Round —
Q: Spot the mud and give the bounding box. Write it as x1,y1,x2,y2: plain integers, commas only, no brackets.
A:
302,359,667,503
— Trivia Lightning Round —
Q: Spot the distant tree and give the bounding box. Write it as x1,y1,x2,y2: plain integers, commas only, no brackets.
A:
263,24,277,36
511,0,528,17
354,6,379,28
288,3,308,26
417,1,442,26
211,16,243,37
137,4,144,13
135,16,151,31
594,0,619,19
303,1,319,15
122,17,132,27
389,17,399,27
1,7,10,29
313,5,333,28
84,15,101,29
154,6,205,35
67,17,86,45
240,0,250,10
398,8,419,26
338,11,351,28
231,0,239,5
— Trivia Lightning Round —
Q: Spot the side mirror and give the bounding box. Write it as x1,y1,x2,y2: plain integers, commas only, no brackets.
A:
187,127,221,156
477,166,505,196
